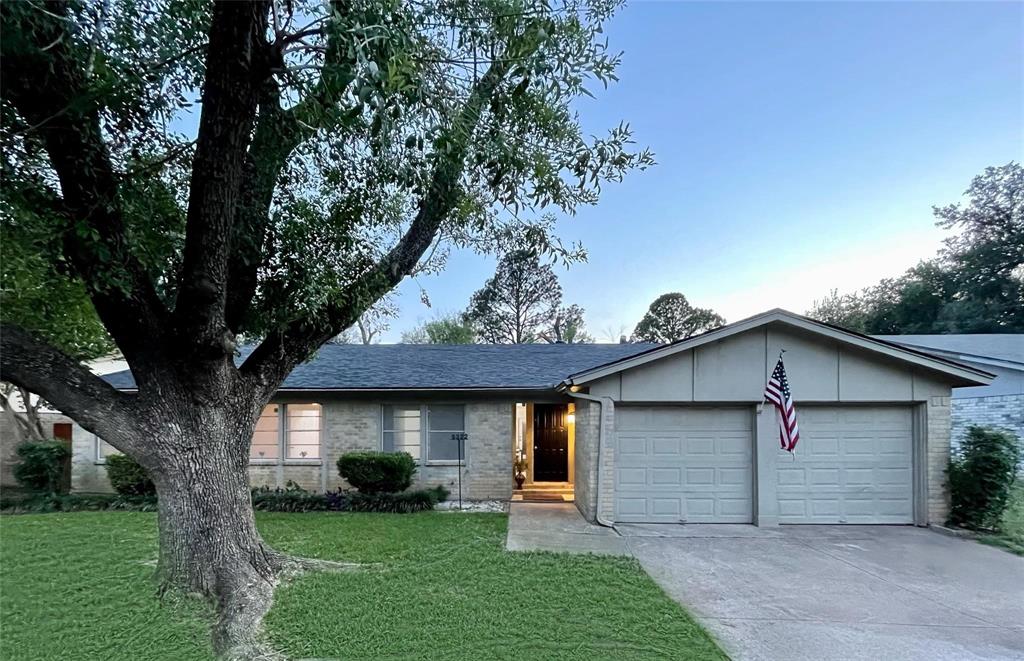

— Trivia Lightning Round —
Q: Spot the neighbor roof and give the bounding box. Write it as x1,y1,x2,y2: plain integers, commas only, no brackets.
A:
102,343,657,392
872,334,1024,369
563,309,996,387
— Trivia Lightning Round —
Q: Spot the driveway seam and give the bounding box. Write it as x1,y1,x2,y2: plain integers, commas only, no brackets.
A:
790,536,1000,629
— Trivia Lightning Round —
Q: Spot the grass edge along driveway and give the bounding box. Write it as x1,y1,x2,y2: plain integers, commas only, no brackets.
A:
1,511,725,661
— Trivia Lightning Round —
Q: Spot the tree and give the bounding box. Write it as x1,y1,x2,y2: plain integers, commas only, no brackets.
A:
0,1,651,655
465,249,590,343
543,303,593,343
632,293,725,343
401,312,476,344
807,163,1023,334
330,295,398,344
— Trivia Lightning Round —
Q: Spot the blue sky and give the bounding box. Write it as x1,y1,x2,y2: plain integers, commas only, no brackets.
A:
385,0,1023,341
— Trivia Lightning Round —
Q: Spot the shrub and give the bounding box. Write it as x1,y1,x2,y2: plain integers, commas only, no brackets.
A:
105,454,156,496
948,426,1021,531
0,493,158,514
12,440,70,493
348,485,449,513
251,482,337,512
337,451,417,493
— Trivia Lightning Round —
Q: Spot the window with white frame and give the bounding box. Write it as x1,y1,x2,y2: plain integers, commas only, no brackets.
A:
94,436,120,463
382,405,422,460
381,404,465,463
427,405,465,462
250,403,321,462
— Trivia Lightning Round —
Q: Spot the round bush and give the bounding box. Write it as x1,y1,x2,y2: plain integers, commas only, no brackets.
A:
948,426,1021,531
337,451,416,494
105,453,156,496
12,440,70,493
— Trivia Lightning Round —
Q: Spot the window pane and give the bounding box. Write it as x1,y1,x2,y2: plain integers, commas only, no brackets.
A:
251,405,279,460
382,405,421,460
428,405,464,431
286,404,320,459
427,431,464,461
96,437,120,462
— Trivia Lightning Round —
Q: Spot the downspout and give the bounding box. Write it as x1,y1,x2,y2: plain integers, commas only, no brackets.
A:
564,388,616,529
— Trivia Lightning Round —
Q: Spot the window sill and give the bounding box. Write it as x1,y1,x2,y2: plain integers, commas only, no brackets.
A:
283,459,322,466
423,461,465,467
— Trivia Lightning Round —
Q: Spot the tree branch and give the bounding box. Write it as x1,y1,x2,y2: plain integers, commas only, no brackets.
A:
241,58,511,395
0,1,169,369
172,0,271,357
0,325,140,452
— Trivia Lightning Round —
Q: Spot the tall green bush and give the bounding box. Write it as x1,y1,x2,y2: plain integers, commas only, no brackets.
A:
948,426,1021,530
105,454,156,496
12,440,70,493
337,451,416,493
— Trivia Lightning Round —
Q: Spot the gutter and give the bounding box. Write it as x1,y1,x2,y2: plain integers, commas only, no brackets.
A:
563,388,616,529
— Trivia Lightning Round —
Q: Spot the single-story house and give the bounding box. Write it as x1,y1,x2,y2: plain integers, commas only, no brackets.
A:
77,309,994,527
873,334,1023,453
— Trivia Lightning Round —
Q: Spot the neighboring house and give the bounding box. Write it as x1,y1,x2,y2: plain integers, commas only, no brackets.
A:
0,354,129,491
873,334,1023,453
86,309,992,528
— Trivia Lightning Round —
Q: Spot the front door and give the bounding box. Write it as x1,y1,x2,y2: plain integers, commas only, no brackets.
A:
533,404,568,482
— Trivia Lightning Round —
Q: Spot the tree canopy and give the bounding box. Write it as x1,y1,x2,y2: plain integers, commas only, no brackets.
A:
632,293,724,343
401,312,477,344
808,162,1023,334
464,249,591,343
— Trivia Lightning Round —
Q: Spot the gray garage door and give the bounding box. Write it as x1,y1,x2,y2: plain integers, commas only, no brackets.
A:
777,405,914,524
615,407,753,523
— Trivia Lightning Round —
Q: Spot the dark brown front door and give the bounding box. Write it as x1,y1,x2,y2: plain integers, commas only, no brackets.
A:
533,404,568,482
53,423,73,494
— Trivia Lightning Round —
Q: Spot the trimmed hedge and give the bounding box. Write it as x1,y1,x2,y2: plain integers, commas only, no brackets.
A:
337,451,417,493
12,440,70,493
3,483,448,515
105,454,156,496
948,426,1021,531
252,483,448,513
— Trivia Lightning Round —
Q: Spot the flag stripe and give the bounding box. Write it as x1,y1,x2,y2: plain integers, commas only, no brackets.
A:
763,357,800,452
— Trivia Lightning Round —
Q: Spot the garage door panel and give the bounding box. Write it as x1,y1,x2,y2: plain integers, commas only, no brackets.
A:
777,405,914,525
615,406,753,523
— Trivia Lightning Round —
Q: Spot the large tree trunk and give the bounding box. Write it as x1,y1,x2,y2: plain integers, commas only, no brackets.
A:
146,406,284,658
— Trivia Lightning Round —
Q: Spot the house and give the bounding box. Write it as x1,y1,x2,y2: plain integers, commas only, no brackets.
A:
75,309,993,527
873,334,1023,452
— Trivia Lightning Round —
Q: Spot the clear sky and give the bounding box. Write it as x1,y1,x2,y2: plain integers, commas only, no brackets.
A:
384,0,1023,341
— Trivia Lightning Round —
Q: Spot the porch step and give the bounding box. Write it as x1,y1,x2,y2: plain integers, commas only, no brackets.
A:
512,491,575,503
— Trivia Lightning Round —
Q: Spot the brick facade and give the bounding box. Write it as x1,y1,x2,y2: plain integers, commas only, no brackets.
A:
926,395,952,524
952,394,1024,465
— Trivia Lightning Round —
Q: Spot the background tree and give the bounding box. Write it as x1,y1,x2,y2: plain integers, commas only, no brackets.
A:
330,295,398,344
632,293,725,343
401,312,476,344
0,0,651,654
465,249,590,343
807,163,1023,334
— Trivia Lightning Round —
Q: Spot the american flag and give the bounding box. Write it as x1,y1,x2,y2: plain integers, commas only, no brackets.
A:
764,355,800,452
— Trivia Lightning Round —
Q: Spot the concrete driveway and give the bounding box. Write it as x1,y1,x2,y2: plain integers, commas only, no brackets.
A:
619,524,1024,661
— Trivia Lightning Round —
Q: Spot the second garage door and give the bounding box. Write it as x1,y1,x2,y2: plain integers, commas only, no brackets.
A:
776,405,914,524
615,407,753,523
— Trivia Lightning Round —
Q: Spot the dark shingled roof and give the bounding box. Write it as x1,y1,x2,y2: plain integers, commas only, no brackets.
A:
102,343,659,391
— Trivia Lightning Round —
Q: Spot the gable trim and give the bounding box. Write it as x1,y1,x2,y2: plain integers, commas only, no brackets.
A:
564,309,995,387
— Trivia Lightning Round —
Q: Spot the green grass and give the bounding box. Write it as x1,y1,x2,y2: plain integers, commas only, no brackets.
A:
977,481,1024,556
0,512,724,661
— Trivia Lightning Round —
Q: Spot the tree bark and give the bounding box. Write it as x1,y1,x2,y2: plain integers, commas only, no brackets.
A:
146,405,284,658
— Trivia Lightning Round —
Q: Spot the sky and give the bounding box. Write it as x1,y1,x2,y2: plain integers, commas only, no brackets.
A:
380,1,1023,342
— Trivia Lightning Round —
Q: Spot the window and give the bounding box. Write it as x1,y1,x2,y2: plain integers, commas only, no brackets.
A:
381,404,466,464
382,405,421,460
94,436,120,463
250,403,321,462
286,404,321,459
427,405,465,462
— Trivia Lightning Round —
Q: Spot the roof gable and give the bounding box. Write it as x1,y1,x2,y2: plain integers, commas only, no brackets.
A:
565,309,995,387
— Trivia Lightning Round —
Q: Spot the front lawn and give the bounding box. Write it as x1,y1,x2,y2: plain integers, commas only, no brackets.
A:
0,511,724,660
